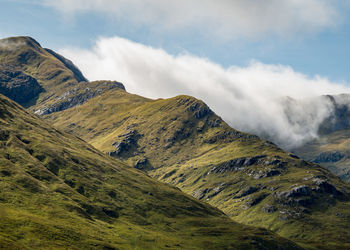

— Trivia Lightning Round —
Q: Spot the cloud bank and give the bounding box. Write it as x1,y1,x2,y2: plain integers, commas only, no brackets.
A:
43,0,338,39
59,36,350,149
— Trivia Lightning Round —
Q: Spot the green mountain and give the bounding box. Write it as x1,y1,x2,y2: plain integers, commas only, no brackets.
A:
2,36,350,249
0,86,301,249
43,84,350,249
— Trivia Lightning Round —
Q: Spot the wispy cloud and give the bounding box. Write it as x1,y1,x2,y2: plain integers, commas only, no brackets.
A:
43,0,339,40
59,36,350,149
0,39,25,51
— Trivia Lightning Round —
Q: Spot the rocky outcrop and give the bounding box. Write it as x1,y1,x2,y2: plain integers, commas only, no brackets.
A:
312,177,343,196
188,102,213,119
276,185,311,199
314,151,345,163
0,65,43,106
208,155,268,174
108,129,141,157
275,178,343,209
134,158,151,170
192,188,210,200
204,130,249,144
35,81,125,115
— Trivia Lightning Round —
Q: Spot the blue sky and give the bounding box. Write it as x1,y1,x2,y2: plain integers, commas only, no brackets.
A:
1,0,350,82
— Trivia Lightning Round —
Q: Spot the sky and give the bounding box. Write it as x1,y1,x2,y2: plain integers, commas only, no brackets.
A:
1,0,350,81
2,0,350,148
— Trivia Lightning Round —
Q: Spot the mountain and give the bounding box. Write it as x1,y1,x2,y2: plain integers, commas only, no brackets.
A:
2,36,350,249
293,94,350,181
0,89,302,249
43,85,350,249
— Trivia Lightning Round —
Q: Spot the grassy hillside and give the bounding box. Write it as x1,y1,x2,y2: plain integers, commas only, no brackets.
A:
45,87,350,249
0,93,302,249
2,35,349,249
0,36,89,108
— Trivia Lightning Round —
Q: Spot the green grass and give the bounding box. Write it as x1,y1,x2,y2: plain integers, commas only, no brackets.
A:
0,93,299,249
45,88,350,249
3,35,349,249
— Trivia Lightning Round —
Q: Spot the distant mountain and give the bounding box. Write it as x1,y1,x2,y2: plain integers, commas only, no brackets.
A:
292,94,350,181
2,36,350,249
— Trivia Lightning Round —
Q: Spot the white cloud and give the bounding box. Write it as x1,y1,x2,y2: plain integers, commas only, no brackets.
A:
59,36,350,149
43,0,338,39
0,39,25,51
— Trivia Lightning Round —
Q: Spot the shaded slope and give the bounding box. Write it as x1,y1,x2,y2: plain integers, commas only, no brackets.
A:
0,94,300,249
294,129,350,181
45,88,350,249
293,94,350,182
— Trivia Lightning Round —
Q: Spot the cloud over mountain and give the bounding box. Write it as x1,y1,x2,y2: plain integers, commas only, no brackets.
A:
44,0,338,39
59,36,350,149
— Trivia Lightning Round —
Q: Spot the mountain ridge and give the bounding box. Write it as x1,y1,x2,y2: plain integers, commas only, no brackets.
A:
43,79,350,248
0,88,301,249
2,36,350,249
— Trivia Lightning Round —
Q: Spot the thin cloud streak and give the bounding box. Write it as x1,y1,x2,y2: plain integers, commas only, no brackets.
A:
43,0,339,40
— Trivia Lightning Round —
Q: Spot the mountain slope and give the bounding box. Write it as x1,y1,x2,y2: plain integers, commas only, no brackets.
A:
0,93,301,249
1,36,349,249
294,130,350,181
0,36,127,116
292,94,350,181
45,87,350,249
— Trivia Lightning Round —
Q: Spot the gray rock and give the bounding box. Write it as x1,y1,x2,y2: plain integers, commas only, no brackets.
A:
192,188,210,200
262,204,277,213
208,155,267,174
35,81,125,115
109,130,142,157
0,65,43,106
277,185,311,199
312,178,343,196
314,151,345,163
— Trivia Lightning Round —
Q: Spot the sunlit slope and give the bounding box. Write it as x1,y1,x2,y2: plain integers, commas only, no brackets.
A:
46,88,350,249
0,94,300,249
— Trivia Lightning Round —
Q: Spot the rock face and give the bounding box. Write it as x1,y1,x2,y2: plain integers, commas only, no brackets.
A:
35,81,125,115
314,151,345,163
208,155,285,177
208,155,268,174
109,129,141,157
318,95,350,135
275,178,343,212
187,101,213,119
0,66,43,106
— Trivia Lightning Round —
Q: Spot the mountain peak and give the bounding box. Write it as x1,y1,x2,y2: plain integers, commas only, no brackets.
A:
0,36,41,50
